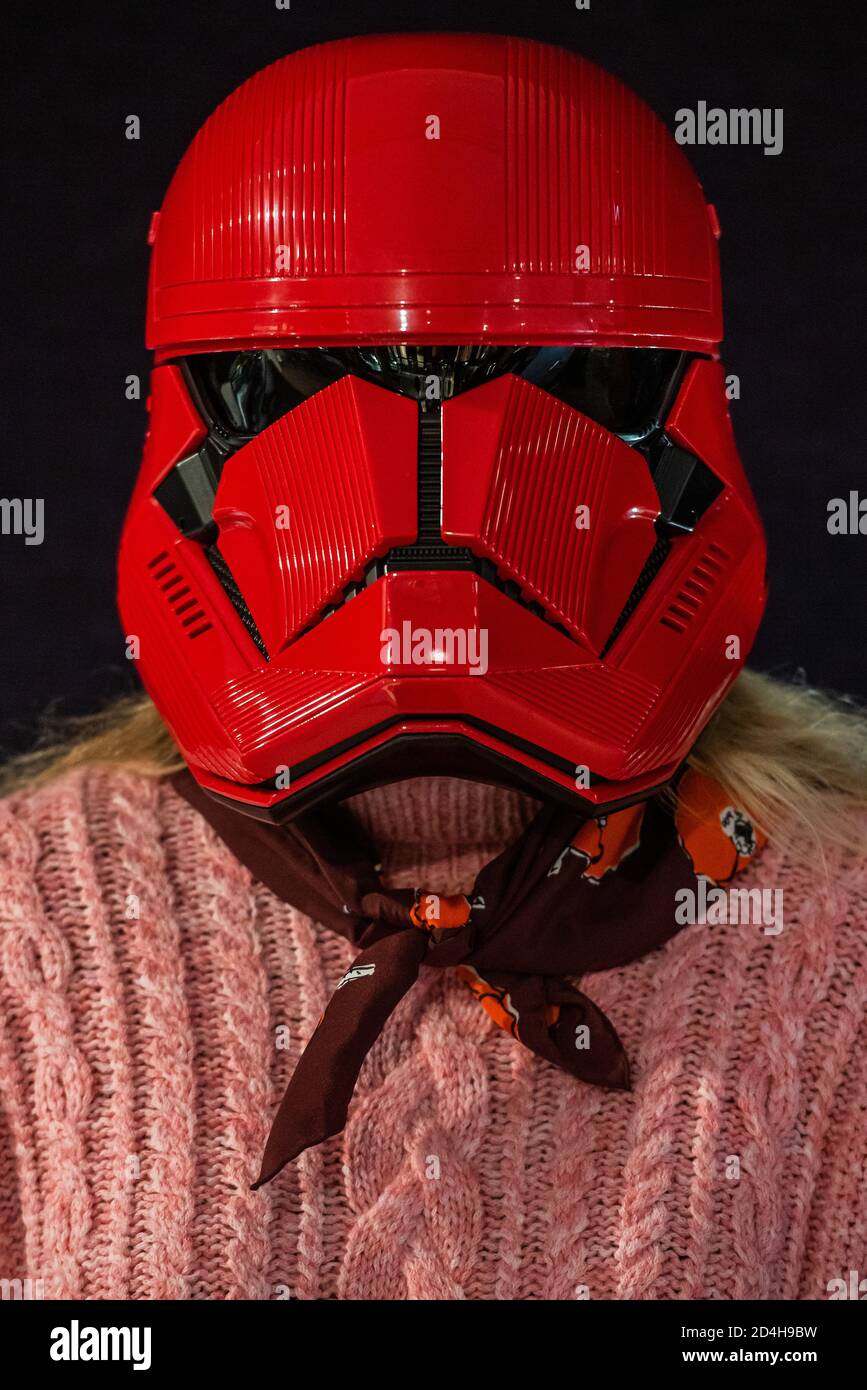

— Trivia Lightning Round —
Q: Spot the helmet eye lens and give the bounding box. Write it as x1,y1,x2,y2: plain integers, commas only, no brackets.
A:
187,348,347,436
344,345,533,401
519,347,681,437
183,345,682,440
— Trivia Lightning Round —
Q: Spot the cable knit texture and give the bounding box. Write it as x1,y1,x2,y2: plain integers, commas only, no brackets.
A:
1,766,865,1300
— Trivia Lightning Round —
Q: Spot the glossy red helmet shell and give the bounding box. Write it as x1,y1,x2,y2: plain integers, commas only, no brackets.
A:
118,32,766,819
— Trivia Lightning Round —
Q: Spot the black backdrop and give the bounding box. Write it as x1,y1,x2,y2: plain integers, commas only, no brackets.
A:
2,0,865,753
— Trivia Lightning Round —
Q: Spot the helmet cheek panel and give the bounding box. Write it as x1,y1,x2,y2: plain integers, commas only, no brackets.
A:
213,377,418,655
442,374,661,655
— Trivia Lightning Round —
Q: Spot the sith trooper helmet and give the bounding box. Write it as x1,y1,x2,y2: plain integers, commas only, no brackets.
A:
118,33,767,821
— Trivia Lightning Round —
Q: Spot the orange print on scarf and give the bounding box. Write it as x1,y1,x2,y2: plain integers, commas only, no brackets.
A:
675,768,765,884
411,892,472,931
455,965,522,1038
569,802,645,881
456,965,561,1037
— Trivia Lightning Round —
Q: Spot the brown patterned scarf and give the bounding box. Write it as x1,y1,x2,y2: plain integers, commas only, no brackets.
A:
172,769,763,1188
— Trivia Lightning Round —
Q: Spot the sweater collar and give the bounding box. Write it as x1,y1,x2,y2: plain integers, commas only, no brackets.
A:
344,777,541,852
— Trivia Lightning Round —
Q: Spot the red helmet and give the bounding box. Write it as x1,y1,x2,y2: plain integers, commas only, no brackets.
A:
118,33,766,820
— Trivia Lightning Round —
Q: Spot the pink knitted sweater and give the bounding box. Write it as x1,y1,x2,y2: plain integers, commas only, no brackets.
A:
1,765,865,1300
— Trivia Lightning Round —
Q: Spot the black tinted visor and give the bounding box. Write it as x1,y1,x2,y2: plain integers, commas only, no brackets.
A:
183,345,684,441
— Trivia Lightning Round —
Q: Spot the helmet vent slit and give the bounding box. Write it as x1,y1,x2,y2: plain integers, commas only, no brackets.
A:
148,552,213,640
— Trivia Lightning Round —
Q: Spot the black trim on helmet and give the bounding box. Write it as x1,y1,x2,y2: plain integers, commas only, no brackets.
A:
197,722,679,825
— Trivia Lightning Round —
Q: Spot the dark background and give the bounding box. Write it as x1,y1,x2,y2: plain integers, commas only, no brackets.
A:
2,0,865,753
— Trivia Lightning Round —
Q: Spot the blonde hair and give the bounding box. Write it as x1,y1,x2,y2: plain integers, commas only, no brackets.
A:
2,670,866,855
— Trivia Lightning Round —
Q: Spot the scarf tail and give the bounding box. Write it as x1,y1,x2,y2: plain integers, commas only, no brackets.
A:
253,929,428,1188
457,966,631,1090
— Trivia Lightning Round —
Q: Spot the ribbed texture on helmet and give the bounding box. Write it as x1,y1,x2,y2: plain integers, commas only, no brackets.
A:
211,669,378,761
213,376,417,655
189,40,347,280
147,34,722,351
503,36,700,278
471,376,659,650
486,666,659,750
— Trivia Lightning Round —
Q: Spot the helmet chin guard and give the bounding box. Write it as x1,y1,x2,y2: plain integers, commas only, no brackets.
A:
118,33,766,821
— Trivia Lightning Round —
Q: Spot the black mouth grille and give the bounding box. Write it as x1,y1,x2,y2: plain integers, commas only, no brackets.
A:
384,403,475,572
600,537,672,656
204,542,270,659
